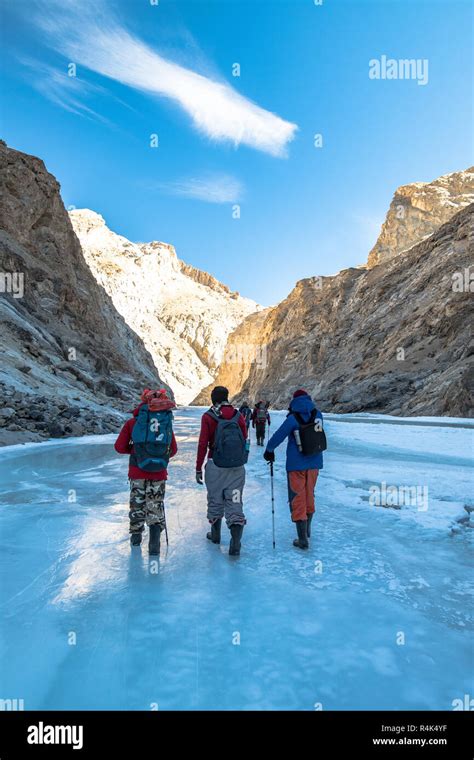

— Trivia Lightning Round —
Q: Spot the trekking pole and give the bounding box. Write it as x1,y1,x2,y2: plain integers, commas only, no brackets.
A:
270,461,276,549
163,505,169,546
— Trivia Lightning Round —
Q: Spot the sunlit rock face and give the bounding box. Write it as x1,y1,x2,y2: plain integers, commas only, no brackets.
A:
367,167,474,268
192,307,272,406
221,202,473,417
70,209,261,404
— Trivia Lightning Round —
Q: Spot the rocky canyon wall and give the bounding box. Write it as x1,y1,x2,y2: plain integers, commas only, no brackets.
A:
210,168,473,417
0,141,168,444
70,210,261,405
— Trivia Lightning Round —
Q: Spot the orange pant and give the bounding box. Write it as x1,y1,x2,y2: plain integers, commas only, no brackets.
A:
287,469,319,522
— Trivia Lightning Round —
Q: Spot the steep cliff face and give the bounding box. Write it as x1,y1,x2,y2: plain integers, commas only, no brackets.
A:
179,260,240,297
70,209,260,403
0,142,166,444
232,205,473,416
192,308,272,405
3,139,471,445
368,167,474,267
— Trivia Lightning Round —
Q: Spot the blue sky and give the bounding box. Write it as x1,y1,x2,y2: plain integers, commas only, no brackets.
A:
1,0,472,305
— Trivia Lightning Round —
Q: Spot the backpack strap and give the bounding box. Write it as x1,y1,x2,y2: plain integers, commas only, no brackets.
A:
141,405,150,442
293,411,304,425
207,407,240,422
293,409,317,426
206,408,221,422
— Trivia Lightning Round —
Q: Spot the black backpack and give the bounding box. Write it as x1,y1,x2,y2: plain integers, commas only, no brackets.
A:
207,409,248,468
293,409,327,455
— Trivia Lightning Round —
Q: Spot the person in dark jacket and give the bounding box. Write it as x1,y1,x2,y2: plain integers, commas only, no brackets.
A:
115,389,177,555
196,386,247,555
264,390,323,549
251,400,271,446
239,402,252,427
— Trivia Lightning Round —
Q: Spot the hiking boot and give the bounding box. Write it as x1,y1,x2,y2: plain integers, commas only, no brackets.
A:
206,518,222,544
148,523,162,555
229,523,244,556
130,532,142,547
293,520,309,549
307,513,314,538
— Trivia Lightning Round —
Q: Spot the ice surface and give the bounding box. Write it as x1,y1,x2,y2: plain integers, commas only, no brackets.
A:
0,408,472,710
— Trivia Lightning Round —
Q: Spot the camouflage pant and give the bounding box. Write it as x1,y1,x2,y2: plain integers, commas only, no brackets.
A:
129,479,166,534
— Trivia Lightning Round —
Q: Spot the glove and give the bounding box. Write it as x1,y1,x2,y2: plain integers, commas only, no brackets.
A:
196,470,203,485
263,449,275,463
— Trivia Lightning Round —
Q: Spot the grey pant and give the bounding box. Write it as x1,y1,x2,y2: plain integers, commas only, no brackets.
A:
205,459,246,527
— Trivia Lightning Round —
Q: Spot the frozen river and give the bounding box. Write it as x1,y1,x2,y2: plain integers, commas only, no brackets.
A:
0,408,472,710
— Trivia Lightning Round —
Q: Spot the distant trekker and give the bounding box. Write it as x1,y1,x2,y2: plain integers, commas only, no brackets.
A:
252,400,271,446
196,386,248,556
114,389,177,555
239,402,252,428
263,390,325,549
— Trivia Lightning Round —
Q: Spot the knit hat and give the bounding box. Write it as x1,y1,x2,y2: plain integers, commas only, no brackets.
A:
141,388,176,411
293,389,309,398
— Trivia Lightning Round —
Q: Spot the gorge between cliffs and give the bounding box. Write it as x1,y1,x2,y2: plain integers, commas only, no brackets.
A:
0,141,472,446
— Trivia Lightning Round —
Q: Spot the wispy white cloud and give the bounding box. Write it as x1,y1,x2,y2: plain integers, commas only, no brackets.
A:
20,58,110,123
32,0,297,157
150,173,243,204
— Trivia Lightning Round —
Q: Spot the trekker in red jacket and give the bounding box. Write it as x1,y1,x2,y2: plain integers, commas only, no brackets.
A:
196,386,248,556
115,388,177,555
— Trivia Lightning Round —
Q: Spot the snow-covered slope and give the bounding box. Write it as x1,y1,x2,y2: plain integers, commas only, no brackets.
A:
70,210,261,403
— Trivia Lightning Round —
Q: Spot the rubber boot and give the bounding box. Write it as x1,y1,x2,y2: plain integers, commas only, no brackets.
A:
207,518,222,544
229,523,244,556
130,532,142,547
293,520,309,549
307,513,314,538
148,523,162,555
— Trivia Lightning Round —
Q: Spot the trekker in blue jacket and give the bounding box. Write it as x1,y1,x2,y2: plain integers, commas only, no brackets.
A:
263,390,323,549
